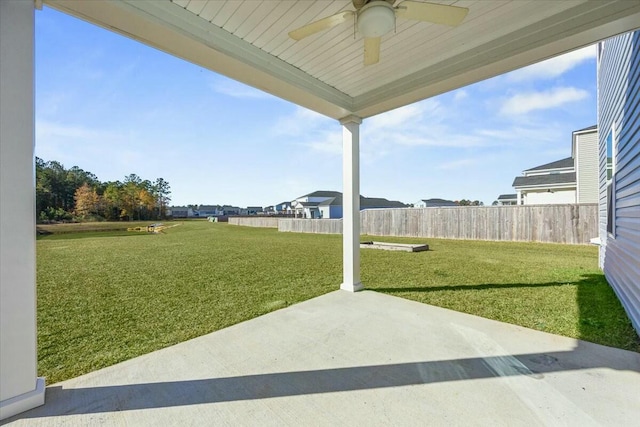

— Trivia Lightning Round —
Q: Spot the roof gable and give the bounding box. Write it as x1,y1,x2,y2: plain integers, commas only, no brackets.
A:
298,190,342,199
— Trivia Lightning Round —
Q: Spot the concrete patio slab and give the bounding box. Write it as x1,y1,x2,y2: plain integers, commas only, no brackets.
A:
3,290,639,426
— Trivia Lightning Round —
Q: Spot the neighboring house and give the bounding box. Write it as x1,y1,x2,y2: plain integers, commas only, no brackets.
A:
415,198,457,207
198,205,223,217
246,206,263,215
597,31,640,335
292,191,407,218
511,126,598,205
292,190,342,218
167,206,192,218
360,196,407,210
275,201,293,215
496,194,517,205
221,205,241,215
292,200,322,218
318,196,343,219
263,205,275,215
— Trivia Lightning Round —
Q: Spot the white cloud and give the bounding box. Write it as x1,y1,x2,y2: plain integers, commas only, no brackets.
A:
36,120,121,141
35,120,153,174
499,87,589,115
210,78,274,99
304,130,342,156
453,89,468,101
476,125,563,143
362,99,491,152
507,45,596,82
438,158,477,171
272,106,332,136
367,102,436,130
388,131,486,148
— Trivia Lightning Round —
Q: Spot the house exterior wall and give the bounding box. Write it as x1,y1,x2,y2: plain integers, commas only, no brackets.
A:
318,205,344,219
575,130,599,203
523,189,576,205
597,30,640,335
524,168,573,177
298,196,332,203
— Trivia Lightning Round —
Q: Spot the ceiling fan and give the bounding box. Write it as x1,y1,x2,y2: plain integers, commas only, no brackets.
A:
288,0,469,66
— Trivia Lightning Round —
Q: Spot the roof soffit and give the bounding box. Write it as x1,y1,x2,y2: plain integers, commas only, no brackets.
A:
45,0,640,120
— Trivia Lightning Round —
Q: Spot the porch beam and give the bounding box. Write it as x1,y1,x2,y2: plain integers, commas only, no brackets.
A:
340,115,363,292
0,0,45,420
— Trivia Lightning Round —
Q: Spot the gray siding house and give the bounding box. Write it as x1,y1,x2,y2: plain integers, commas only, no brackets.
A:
496,194,517,205
597,30,640,335
512,126,598,205
293,191,407,219
415,198,458,207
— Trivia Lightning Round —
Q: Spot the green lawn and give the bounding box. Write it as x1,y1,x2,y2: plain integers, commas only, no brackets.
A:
37,221,639,384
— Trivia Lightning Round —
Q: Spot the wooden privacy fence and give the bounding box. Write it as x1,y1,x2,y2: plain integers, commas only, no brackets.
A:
228,217,279,228
278,218,343,234
277,204,599,244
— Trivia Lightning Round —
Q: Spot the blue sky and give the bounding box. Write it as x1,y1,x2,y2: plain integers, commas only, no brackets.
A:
35,6,596,207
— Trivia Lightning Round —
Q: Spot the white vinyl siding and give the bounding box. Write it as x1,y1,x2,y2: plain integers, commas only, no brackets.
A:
597,31,640,335
524,189,576,205
575,131,599,203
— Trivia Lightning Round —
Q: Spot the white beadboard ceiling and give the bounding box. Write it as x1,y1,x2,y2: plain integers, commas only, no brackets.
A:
45,0,640,120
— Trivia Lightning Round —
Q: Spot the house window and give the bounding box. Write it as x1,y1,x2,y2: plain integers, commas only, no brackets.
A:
606,127,616,236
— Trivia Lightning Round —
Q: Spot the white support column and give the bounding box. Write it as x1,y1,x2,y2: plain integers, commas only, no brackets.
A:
516,190,522,205
340,115,363,292
0,0,45,420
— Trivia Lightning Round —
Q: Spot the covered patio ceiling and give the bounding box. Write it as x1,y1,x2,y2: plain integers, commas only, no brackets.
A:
45,0,640,120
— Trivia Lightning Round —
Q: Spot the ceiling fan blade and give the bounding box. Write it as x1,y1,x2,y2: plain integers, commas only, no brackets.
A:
364,37,381,66
396,1,469,26
289,10,355,41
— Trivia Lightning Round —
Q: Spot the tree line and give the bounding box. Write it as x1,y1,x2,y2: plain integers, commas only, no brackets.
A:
36,157,171,222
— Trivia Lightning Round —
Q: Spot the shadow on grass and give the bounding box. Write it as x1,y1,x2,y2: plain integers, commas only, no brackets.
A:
37,231,154,241
374,274,640,352
373,281,574,294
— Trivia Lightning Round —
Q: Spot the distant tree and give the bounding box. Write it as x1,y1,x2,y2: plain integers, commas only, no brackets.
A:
102,182,123,220
74,183,100,218
458,199,470,206
137,188,156,219
492,200,499,206
35,158,170,222
153,178,171,218
123,174,143,220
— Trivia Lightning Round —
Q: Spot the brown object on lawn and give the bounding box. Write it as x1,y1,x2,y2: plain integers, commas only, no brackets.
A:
360,241,429,252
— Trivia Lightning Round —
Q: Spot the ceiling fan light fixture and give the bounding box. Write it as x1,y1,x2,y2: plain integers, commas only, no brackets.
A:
357,1,395,38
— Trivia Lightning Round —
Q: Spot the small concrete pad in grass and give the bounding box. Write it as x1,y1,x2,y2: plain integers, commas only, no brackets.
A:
360,241,429,252
5,291,640,426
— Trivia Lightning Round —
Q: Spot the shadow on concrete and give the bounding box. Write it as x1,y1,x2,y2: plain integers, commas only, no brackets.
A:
6,350,638,420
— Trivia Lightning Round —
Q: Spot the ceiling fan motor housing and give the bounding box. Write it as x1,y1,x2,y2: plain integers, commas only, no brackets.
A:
357,1,395,38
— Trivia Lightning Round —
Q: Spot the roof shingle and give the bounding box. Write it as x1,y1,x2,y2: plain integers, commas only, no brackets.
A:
524,157,574,172
513,172,576,188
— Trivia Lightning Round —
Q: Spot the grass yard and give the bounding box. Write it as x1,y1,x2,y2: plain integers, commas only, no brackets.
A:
37,221,639,384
